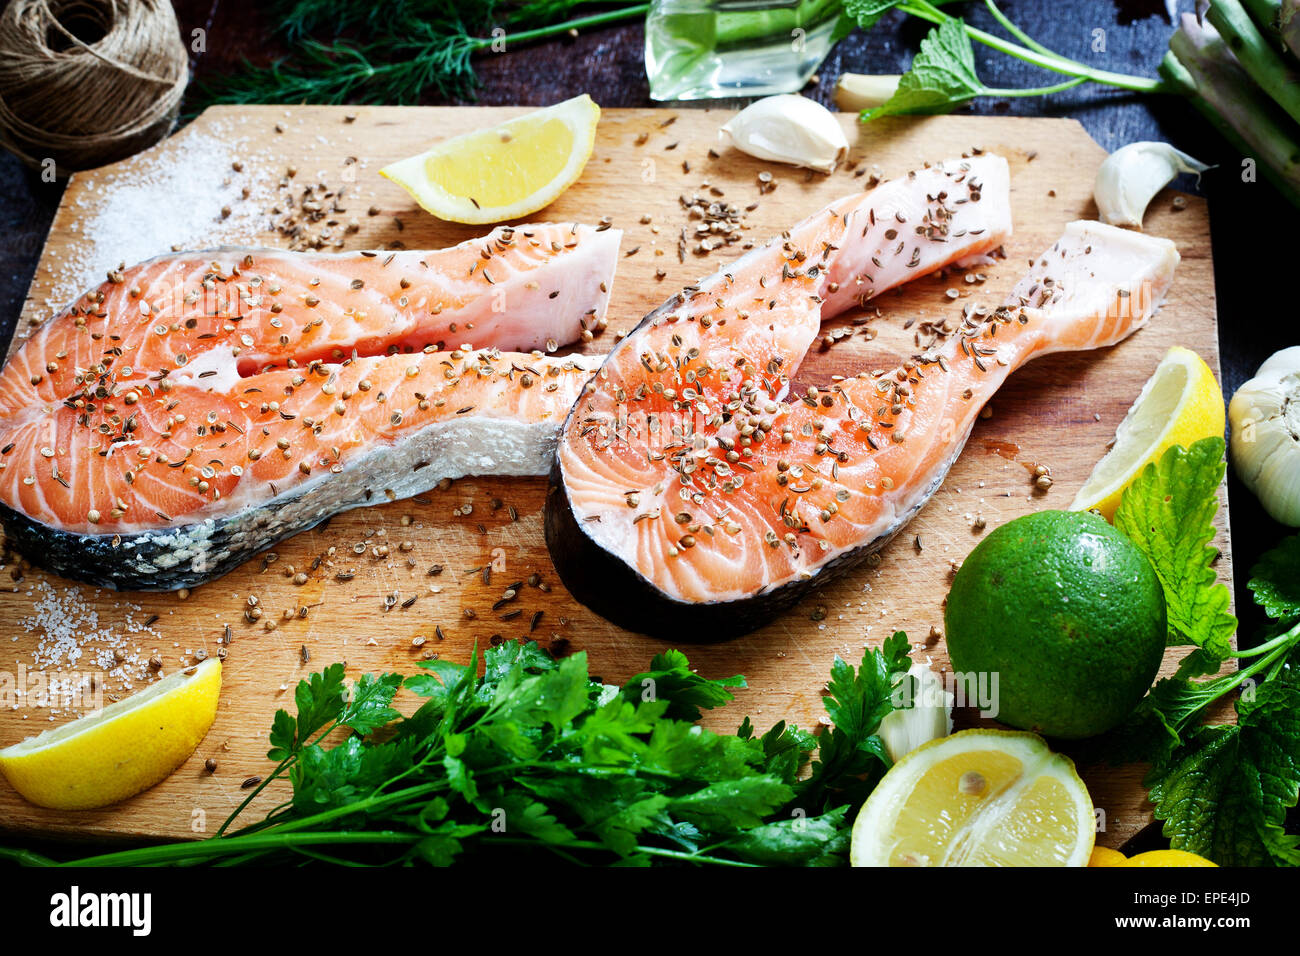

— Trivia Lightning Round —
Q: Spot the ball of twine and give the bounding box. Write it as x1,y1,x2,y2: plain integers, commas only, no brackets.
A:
0,0,188,175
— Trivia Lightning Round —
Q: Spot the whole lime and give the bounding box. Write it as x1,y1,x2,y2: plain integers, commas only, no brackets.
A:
944,510,1166,739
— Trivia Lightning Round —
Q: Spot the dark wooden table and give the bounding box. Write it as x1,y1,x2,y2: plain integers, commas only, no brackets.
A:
0,2,1290,852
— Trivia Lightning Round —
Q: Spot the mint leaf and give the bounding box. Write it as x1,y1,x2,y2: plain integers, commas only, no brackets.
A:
1148,661,1300,866
864,18,982,120
1250,533,1300,622
1113,437,1235,659
844,0,900,32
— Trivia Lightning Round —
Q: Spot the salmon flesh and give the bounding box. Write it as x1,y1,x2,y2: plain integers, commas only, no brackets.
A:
546,161,1181,640
0,223,620,589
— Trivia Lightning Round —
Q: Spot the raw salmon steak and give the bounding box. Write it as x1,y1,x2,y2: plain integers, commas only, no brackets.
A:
0,222,620,590
547,164,1181,639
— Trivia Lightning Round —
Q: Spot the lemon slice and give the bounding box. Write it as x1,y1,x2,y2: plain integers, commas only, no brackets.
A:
0,658,221,810
380,95,600,224
850,729,1095,867
1071,346,1225,520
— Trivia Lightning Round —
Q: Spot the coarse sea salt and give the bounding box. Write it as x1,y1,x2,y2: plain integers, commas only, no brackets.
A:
37,124,277,316
15,580,162,713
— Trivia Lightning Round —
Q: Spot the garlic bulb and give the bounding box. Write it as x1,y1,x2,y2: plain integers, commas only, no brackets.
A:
1229,346,1300,526
878,662,954,763
718,94,849,174
1094,141,1210,228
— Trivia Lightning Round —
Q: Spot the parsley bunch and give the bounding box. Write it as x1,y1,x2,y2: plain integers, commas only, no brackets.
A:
4,636,914,867
1095,437,1300,867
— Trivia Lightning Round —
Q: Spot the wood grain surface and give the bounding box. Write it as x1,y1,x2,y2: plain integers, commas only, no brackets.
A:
0,106,1229,847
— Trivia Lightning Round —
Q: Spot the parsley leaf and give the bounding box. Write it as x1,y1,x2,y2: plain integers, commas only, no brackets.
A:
723,806,851,866
621,648,745,721
267,662,350,760
798,632,912,812
1113,437,1235,659
738,718,818,784
342,671,403,735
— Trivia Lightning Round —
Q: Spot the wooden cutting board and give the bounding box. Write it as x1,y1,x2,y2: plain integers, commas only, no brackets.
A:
0,107,1229,848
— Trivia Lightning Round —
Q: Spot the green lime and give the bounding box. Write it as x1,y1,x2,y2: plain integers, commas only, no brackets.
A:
944,510,1166,739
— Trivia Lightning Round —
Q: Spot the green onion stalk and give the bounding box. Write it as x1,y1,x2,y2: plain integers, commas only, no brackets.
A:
1164,12,1300,208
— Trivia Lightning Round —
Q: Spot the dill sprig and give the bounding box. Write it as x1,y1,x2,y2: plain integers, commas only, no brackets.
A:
198,1,648,107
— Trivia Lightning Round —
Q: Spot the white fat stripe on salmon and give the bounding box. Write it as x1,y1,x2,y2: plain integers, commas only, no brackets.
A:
0,223,618,537
558,165,1181,606
820,156,1013,316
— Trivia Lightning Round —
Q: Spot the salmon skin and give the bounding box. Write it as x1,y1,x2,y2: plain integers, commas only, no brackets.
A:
0,222,619,590
547,163,1180,640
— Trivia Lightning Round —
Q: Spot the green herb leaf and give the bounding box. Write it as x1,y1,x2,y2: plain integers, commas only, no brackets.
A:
823,630,911,740
723,806,850,866
798,633,911,812
621,648,745,721
1148,660,1300,866
268,662,350,760
342,672,404,735
1250,533,1300,622
739,718,818,784
1113,437,1235,659
864,18,983,120
844,0,900,32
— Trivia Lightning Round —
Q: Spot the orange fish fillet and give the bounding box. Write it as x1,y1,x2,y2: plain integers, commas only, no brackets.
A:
0,222,619,589
547,169,1179,639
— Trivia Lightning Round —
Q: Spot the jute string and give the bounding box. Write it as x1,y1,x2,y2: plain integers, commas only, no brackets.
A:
0,0,188,174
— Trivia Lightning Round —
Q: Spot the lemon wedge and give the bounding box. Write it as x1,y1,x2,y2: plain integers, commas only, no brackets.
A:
380,94,600,224
1089,846,1129,866
1071,346,1225,520
1123,849,1217,867
0,658,221,810
850,729,1095,867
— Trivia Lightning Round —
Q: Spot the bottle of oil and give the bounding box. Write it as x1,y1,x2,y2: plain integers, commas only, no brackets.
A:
645,0,842,101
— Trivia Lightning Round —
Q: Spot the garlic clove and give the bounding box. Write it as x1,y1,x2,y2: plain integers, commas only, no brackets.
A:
1256,443,1300,526
718,94,849,174
1229,347,1300,526
878,661,953,764
834,73,903,112
1094,141,1211,229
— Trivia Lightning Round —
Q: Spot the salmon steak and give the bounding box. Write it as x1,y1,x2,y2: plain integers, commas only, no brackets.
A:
546,160,1181,640
0,222,620,590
